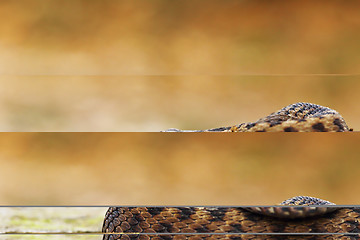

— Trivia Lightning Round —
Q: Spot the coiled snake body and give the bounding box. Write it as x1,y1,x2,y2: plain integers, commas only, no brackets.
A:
102,104,356,239
164,102,352,132
102,196,360,240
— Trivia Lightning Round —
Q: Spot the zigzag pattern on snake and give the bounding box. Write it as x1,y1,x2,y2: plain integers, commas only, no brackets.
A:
102,103,356,239
102,196,360,240
163,102,352,132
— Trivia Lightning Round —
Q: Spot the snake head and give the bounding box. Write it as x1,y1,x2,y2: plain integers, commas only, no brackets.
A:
244,196,339,219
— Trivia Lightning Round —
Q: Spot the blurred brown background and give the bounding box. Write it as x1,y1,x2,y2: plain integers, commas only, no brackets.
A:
0,1,359,208
0,1,360,131
0,77,359,131
0,0,360,74
0,133,358,205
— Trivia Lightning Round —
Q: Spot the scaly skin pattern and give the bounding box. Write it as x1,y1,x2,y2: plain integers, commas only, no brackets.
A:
102,207,360,240
102,197,360,240
163,102,353,132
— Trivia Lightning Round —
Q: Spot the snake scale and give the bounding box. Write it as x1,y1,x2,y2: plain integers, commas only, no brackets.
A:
163,102,353,132
102,103,356,239
102,196,360,240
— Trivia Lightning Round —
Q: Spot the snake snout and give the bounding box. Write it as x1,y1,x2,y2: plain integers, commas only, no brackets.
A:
245,196,338,219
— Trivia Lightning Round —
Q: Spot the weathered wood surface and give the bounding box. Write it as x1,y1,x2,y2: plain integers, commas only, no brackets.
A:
0,207,107,239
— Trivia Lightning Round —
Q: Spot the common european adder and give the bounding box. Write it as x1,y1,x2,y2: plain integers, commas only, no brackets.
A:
102,196,360,240
163,102,352,132
102,103,356,239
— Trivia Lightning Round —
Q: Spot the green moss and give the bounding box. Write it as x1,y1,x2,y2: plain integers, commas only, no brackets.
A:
2,207,106,234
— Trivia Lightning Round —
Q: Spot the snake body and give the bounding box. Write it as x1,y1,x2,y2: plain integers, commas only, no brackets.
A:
164,102,352,132
102,104,355,239
102,197,360,240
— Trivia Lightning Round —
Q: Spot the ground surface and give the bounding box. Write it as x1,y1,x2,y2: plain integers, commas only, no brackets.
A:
0,207,106,240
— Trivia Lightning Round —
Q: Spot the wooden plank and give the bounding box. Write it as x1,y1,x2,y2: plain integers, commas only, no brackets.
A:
0,207,107,234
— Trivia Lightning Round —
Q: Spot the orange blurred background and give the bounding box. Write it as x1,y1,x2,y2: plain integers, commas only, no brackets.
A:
0,77,359,131
0,1,360,131
0,1,359,208
0,133,359,205
0,0,360,75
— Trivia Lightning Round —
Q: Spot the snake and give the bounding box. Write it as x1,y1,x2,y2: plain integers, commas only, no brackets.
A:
102,196,360,240
102,104,356,239
163,102,353,132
